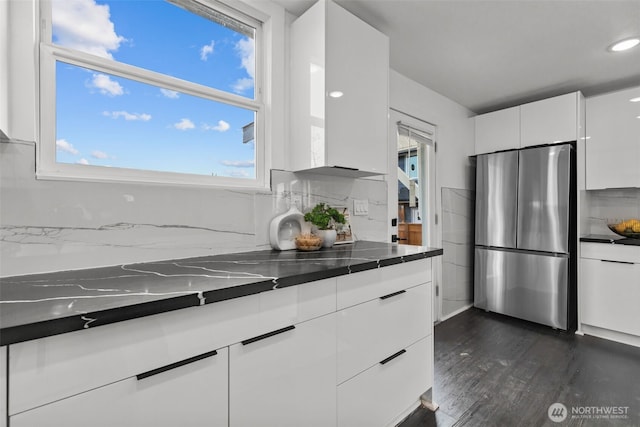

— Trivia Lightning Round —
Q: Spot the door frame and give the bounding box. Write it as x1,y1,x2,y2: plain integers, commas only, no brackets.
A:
388,108,441,322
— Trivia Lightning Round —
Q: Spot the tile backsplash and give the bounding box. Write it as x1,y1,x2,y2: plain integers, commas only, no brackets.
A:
584,188,640,235
0,139,388,277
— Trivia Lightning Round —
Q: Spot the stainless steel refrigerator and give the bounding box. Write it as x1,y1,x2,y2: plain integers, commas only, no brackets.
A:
474,143,577,330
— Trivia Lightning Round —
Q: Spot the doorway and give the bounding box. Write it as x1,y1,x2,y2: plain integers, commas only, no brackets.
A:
388,109,439,319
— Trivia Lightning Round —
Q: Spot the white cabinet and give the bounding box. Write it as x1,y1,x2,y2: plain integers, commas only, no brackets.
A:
0,347,6,427
580,243,640,346
474,106,520,154
11,348,229,427
336,260,433,427
585,86,640,189
520,92,581,147
229,313,336,427
290,0,389,176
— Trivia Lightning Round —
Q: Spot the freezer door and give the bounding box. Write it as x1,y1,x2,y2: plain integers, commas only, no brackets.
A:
517,145,571,253
475,151,518,248
475,247,568,329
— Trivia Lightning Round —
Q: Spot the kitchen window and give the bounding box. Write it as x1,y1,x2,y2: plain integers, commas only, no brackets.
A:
38,0,266,187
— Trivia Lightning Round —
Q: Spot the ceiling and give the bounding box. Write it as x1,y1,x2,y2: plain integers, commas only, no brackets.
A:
273,0,640,114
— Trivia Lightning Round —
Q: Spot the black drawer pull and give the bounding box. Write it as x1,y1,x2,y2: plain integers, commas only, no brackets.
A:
600,259,634,265
380,290,407,300
242,325,296,346
379,349,407,365
137,350,218,380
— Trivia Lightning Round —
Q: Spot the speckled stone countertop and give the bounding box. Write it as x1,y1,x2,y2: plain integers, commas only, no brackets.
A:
0,241,443,346
580,234,640,246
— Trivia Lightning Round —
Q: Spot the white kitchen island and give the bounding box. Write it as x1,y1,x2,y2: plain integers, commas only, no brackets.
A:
0,241,442,427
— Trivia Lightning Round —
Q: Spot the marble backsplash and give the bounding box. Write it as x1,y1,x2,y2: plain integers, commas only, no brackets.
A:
441,187,474,319
583,188,640,235
0,139,388,277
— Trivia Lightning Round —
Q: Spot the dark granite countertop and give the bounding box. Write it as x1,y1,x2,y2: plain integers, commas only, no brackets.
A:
0,241,443,346
580,234,640,246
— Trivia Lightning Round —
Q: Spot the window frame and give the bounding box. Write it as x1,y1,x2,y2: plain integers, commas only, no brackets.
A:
37,0,268,189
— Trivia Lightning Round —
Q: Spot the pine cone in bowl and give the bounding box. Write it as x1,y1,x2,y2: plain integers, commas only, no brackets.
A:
294,233,323,251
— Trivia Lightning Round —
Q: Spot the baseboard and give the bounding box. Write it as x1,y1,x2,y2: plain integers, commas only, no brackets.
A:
580,324,640,348
440,303,473,322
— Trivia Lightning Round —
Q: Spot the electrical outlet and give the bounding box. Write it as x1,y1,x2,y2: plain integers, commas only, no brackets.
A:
353,199,369,216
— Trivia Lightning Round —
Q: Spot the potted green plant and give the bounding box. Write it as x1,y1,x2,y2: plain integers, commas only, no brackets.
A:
303,202,346,248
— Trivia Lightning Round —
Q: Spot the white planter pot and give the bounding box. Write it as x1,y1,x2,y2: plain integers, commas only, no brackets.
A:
317,229,337,248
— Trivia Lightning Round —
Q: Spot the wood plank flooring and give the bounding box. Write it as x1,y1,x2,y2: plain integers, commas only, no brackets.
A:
399,308,640,427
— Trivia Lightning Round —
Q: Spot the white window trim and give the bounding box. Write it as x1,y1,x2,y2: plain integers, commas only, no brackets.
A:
37,0,271,190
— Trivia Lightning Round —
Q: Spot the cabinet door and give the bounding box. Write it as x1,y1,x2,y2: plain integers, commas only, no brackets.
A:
581,258,640,337
229,313,336,427
10,348,228,427
325,0,389,174
0,347,6,427
520,92,578,147
474,106,520,154
585,86,640,189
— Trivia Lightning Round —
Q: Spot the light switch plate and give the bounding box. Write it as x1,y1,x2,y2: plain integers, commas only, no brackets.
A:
353,199,369,216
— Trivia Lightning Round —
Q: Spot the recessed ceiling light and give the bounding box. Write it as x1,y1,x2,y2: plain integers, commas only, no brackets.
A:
328,91,344,98
630,97,640,102
608,37,640,52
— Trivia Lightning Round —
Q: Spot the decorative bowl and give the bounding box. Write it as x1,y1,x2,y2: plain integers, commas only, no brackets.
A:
294,234,323,251
606,218,640,239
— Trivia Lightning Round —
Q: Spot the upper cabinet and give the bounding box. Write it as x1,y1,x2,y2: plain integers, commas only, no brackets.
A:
585,86,640,189
474,106,520,154
520,92,581,147
474,92,584,155
289,0,389,176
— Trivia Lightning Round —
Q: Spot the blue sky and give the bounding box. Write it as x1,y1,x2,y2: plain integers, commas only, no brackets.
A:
52,0,256,178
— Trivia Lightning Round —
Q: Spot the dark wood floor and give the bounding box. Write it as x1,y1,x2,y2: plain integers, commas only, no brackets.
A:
399,308,640,427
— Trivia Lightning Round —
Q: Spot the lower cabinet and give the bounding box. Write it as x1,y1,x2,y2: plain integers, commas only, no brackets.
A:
229,313,336,427
10,347,228,427
1,347,6,427
580,243,640,345
338,338,432,427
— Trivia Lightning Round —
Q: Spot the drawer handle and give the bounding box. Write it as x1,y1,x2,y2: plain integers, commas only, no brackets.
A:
136,350,218,380
379,349,407,365
600,259,634,265
380,290,407,300
242,325,296,346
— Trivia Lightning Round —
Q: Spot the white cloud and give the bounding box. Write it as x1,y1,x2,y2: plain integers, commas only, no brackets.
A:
160,88,179,99
173,118,195,130
77,158,90,165
232,37,255,94
56,139,79,155
89,73,124,96
227,169,251,178
203,120,231,132
52,0,126,60
221,160,255,168
91,150,109,159
232,78,254,94
200,41,215,61
103,110,151,121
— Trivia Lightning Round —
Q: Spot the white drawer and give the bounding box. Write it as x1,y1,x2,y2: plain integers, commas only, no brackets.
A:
337,337,432,427
581,242,640,264
9,278,336,415
337,283,431,384
337,259,431,310
11,348,228,427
